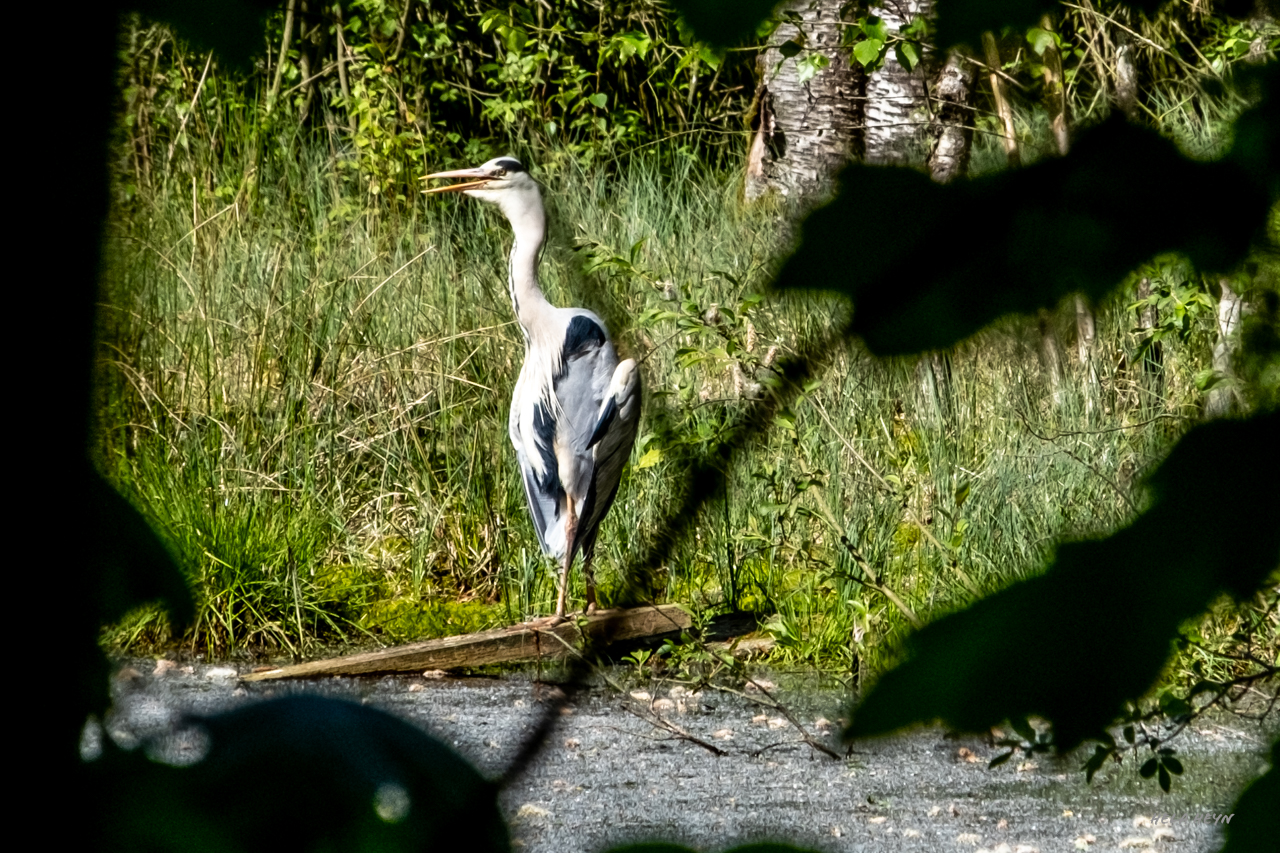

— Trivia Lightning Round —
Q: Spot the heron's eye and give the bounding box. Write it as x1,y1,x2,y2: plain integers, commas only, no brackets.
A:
494,168,507,177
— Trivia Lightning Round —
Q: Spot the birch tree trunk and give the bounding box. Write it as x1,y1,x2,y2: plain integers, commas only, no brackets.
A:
865,1,933,165
1206,280,1244,417
926,50,976,184
745,0,866,202
1114,39,1140,120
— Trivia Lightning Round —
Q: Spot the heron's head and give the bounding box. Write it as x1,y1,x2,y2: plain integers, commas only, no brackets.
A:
422,156,542,225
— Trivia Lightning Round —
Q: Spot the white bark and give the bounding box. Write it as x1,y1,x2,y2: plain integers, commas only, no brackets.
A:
1206,280,1244,417
926,50,975,184
1114,40,1139,120
865,1,932,165
1076,295,1099,415
745,0,865,202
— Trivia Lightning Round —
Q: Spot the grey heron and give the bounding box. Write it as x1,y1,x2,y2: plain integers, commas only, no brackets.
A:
423,157,641,622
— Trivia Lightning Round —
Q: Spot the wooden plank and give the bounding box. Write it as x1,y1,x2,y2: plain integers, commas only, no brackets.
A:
242,604,691,681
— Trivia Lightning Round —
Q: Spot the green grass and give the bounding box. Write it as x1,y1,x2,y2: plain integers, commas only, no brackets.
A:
97,127,1267,676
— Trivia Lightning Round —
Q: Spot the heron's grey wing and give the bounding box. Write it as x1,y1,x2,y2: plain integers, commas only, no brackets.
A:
515,441,559,556
546,312,637,563
511,362,567,557
551,315,618,496
580,359,641,540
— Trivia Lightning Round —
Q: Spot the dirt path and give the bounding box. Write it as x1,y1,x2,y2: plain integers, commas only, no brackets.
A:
95,661,1273,852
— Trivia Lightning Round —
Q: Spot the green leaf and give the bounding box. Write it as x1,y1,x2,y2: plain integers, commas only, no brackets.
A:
1195,369,1226,391
676,345,707,366
1140,757,1159,778
861,15,889,41
1163,756,1184,775
779,39,803,58
896,41,921,70
1158,765,1172,792
504,27,528,53
635,447,663,470
853,38,885,67
589,92,608,109
796,53,829,84
1026,26,1056,56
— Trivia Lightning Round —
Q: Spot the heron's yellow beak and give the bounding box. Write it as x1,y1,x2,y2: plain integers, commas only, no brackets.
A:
421,167,494,194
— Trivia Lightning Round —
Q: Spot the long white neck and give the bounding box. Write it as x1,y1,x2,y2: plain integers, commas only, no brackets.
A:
501,193,552,336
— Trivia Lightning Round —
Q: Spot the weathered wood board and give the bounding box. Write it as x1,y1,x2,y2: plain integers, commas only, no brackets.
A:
241,604,691,681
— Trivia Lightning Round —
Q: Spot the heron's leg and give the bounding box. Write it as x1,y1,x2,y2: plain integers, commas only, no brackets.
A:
554,498,578,619
582,540,597,614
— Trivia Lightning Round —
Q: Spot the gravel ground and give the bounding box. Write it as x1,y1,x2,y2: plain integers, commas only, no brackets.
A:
95,660,1275,853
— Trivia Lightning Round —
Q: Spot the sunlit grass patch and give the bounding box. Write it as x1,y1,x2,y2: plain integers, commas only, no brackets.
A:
96,135,1271,679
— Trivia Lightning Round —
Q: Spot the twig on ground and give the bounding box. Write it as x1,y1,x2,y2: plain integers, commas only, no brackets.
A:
704,681,842,760
623,704,728,756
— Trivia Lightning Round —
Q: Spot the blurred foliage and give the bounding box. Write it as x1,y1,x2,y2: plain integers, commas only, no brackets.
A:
115,0,1280,220
118,0,757,206
95,695,509,851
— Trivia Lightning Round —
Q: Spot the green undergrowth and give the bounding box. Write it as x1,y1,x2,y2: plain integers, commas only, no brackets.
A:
97,120,1277,684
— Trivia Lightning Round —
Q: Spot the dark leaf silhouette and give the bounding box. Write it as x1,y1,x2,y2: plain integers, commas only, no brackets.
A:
989,750,1015,769
1221,741,1279,853
96,695,509,852
91,467,192,630
134,0,275,68
775,115,1271,355
844,413,1280,751
671,0,779,48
